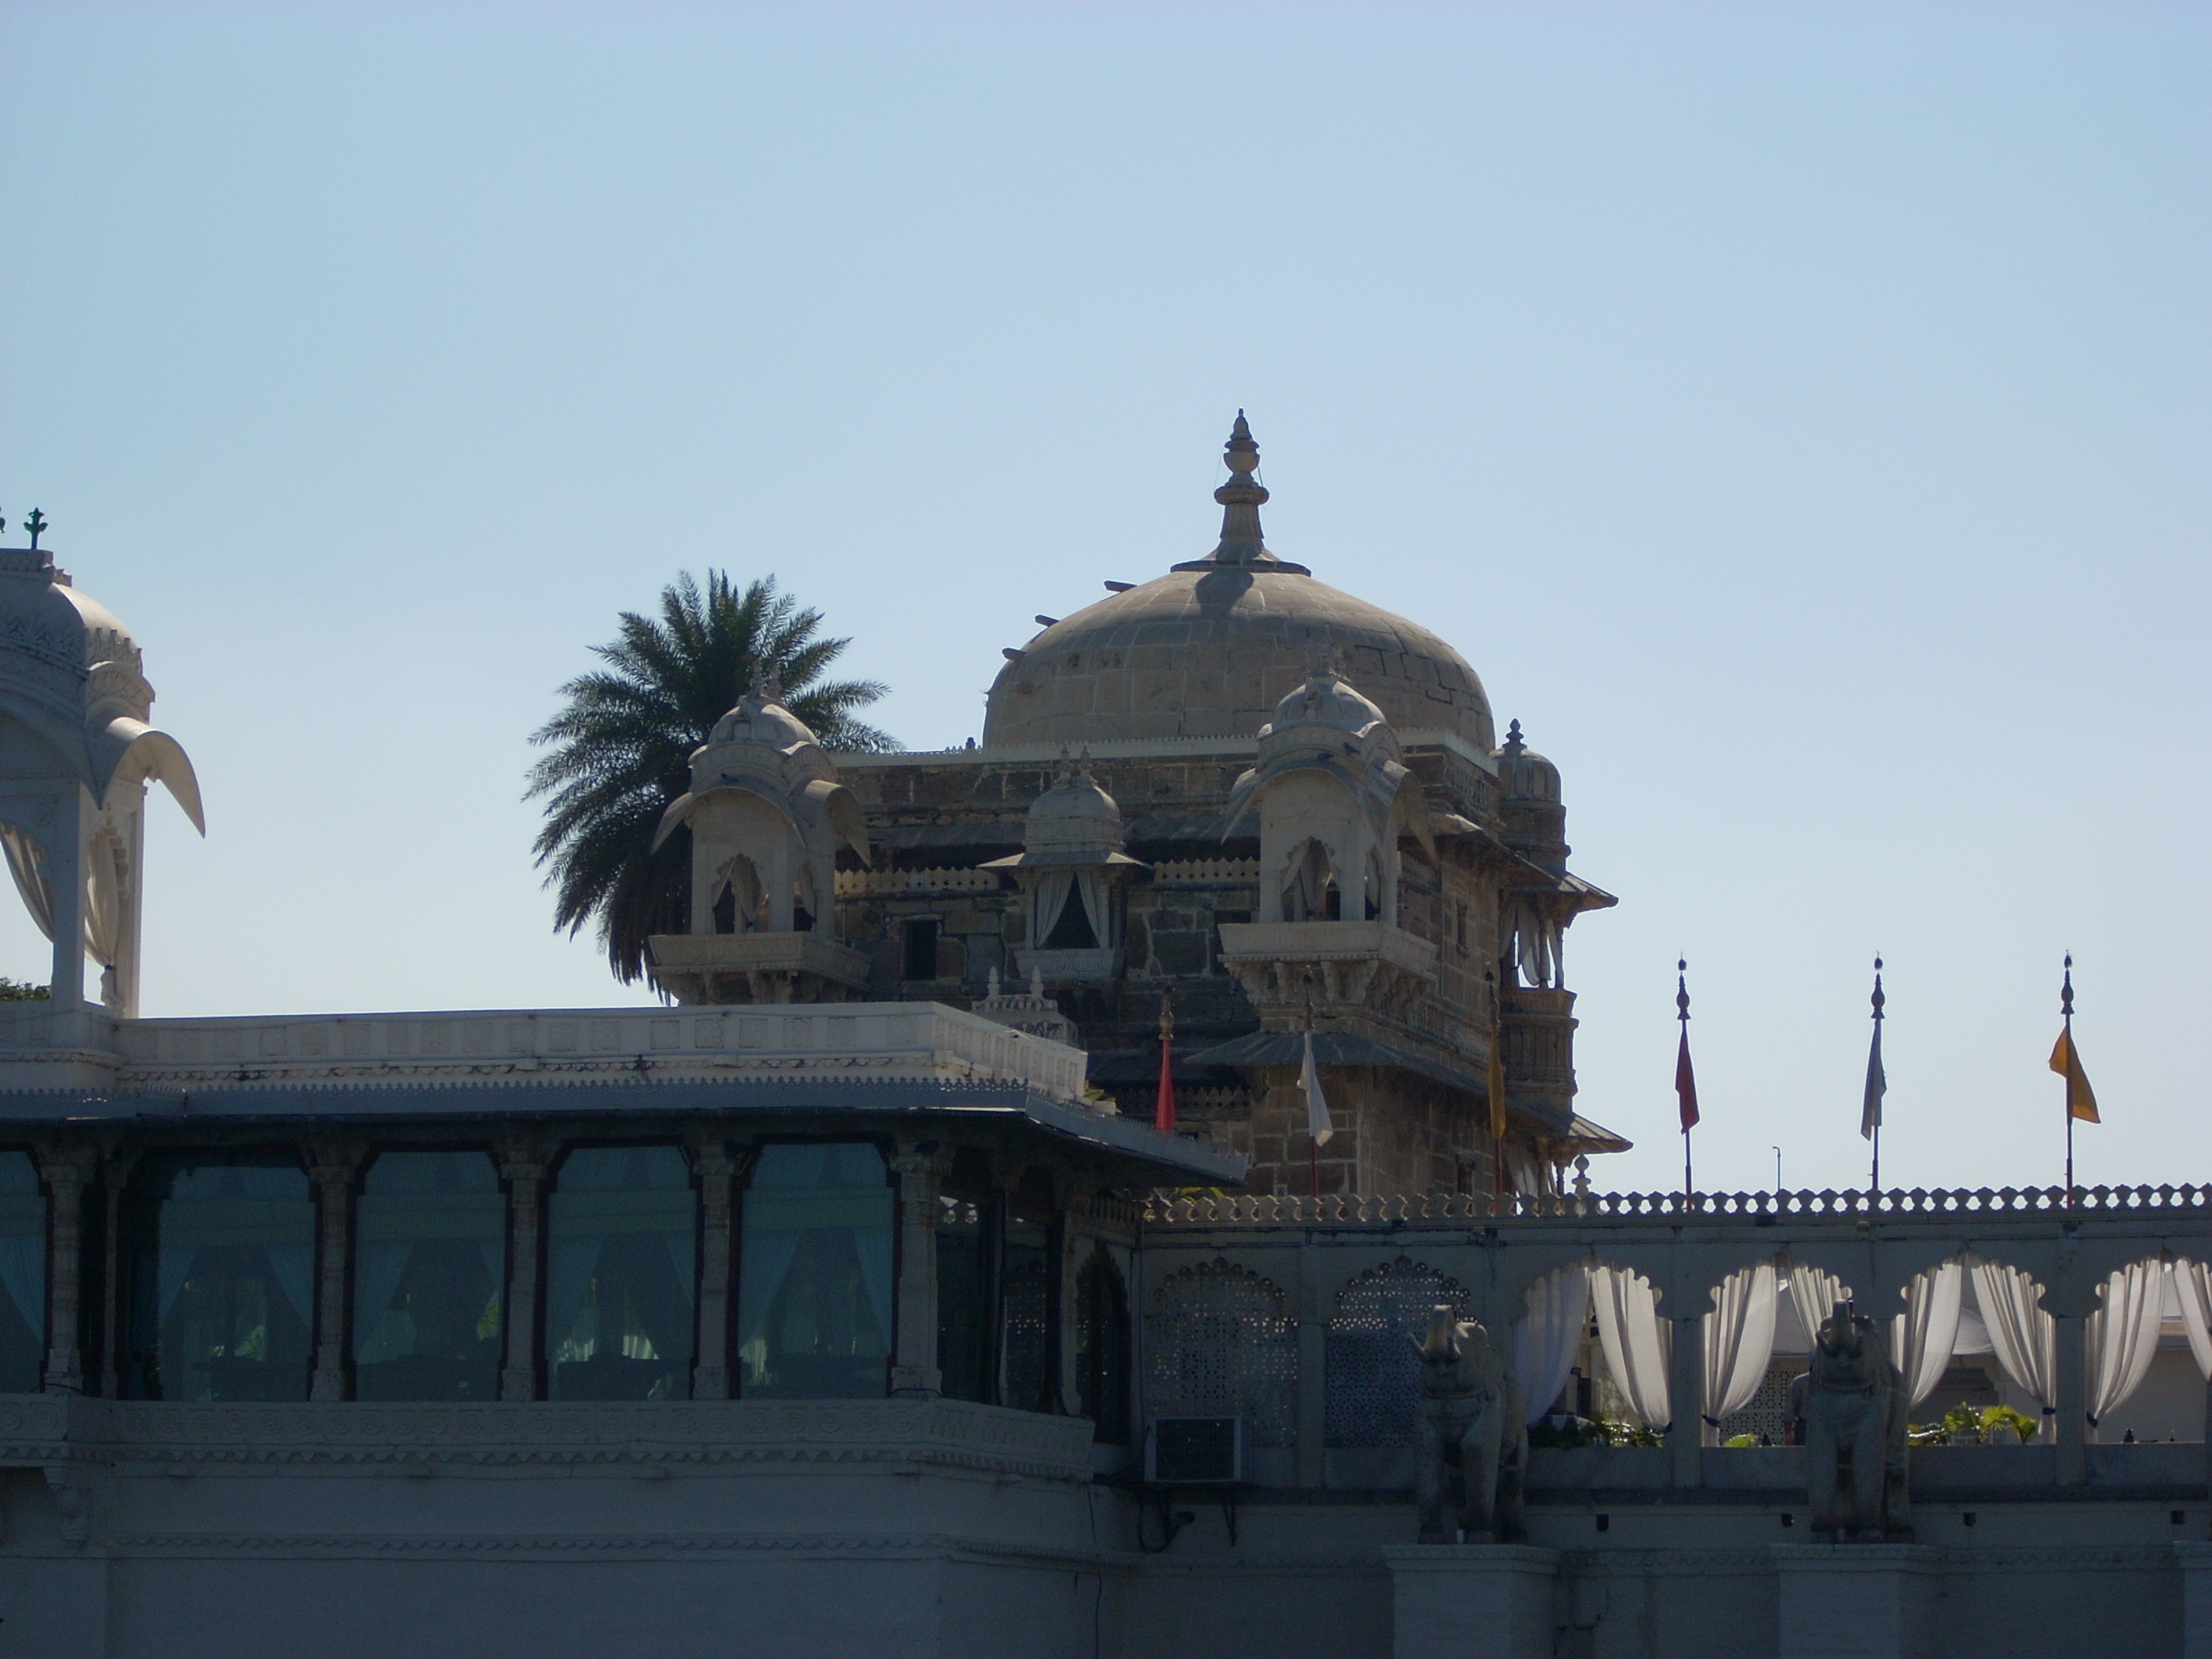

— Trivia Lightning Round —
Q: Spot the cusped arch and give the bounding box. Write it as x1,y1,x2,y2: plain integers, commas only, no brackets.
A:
1146,1258,1298,1448
1324,1256,1468,1448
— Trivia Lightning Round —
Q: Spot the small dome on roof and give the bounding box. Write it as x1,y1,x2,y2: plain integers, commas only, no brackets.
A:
1492,719,1559,802
707,675,818,752
1025,753,1125,858
1260,658,1387,740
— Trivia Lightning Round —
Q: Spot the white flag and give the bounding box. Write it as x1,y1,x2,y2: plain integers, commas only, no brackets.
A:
1300,1030,1335,1146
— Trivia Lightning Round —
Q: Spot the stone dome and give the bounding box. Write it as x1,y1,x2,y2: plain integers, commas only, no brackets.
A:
708,683,818,752
981,418,1492,751
1024,756,1126,859
1492,720,1559,802
1259,663,1387,739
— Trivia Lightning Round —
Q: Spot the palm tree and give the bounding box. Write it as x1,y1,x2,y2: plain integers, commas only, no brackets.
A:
528,571,899,983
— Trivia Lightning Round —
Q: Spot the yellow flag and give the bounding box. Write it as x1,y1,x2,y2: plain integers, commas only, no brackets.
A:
2049,1027,2100,1124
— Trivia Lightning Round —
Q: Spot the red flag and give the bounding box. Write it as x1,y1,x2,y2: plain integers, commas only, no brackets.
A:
1154,998,1176,1135
1675,1026,1700,1133
1154,1035,1176,1134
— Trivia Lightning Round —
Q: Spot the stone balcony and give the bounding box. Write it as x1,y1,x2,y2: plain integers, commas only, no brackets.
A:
647,932,873,1005
1214,920,1438,1026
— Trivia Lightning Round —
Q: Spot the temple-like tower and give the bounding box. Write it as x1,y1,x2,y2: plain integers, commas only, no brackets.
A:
832,417,1624,1195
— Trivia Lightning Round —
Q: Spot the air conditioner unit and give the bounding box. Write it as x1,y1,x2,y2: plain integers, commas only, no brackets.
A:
1144,1416,1246,1485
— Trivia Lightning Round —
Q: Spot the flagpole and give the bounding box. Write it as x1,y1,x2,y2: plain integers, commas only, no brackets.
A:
1869,959,1885,1196
1676,960,1694,1207
2061,954,2075,1207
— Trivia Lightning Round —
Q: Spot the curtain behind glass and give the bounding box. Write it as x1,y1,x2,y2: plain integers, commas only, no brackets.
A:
354,1151,504,1401
130,1157,314,1401
737,1143,892,1399
0,1152,45,1392
547,1146,697,1401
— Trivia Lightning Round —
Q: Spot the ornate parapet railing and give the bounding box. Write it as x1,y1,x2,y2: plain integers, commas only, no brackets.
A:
0,1394,1097,1482
1141,1183,2212,1226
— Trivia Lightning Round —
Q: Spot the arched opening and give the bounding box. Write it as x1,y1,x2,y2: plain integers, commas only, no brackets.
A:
1075,1248,1132,1444
711,855,762,935
1280,839,1340,923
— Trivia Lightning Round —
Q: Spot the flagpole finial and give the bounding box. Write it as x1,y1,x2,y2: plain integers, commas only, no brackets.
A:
2060,954,2075,1022
1675,958,1690,1024
1870,957,1885,1020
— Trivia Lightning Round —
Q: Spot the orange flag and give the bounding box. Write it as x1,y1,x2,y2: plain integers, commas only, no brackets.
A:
2049,1027,2100,1124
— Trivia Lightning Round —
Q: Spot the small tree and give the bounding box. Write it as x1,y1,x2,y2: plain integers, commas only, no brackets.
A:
528,572,897,983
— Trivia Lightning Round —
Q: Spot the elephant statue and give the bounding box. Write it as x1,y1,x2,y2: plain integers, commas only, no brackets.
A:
1412,1305,1527,1544
1805,1302,1912,1541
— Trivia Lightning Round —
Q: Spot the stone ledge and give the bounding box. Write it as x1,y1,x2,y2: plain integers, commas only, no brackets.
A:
0,1396,1096,1481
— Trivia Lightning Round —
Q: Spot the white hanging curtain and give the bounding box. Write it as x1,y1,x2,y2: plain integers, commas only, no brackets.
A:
1511,1264,1591,1426
2085,1259,2166,1434
82,829,123,971
0,826,53,941
1968,1256,2056,1427
1889,1261,1965,1410
2174,1257,2212,1379
1031,869,1075,944
1701,1262,1778,1438
1783,1263,1849,1354
1075,869,1113,948
1589,1264,1672,1430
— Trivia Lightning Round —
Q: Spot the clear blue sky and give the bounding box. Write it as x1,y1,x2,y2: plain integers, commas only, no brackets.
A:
2,3,2204,1198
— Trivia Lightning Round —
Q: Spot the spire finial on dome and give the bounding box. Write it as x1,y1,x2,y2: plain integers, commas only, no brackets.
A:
1209,411,1271,563
1503,719,1525,756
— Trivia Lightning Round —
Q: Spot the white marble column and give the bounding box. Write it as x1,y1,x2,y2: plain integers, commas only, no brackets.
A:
1669,1314,1703,1487
307,1143,364,1402
889,1142,947,1398
2054,1313,2087,1485
497,1138,552,1402
35,1142,93,1394
690,1139,738,1401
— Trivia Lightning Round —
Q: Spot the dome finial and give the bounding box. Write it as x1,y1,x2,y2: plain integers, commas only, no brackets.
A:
1209,412,1271,563
1503,719,1525,756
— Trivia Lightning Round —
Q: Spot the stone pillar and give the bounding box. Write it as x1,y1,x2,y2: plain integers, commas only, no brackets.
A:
96,1144,138,1399
1383,1546,1561,1659
35,1143,93,1395
1772,1544,1940,1659
1056,1208,1085,1419
307,1143,364,1402
1670,1315,1703,1487
46,790,84,1013
690,1139,738,1401
2054,1313,2087,1485
497,1138,552,1402
889,1142,947,1398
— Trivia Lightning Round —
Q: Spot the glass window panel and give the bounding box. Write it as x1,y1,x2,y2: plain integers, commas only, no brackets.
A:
546,1145,696,1401
0,1152,45,1392
999,1174,1055,1415
736,1142,892,1399
126,1157,314,1401
353,1151,504,1401
936,1174,994,1404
